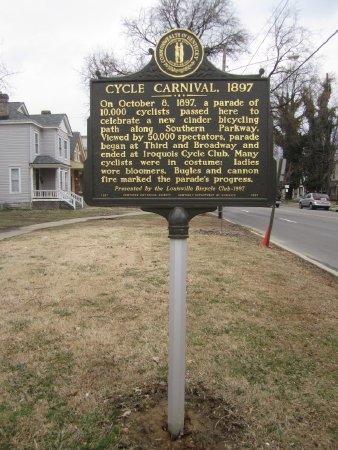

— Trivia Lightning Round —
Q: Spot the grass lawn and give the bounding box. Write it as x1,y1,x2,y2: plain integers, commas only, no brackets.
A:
0,213,337,449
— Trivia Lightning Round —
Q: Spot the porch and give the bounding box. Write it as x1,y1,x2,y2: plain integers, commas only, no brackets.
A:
30,157,84,209
32,189,84,209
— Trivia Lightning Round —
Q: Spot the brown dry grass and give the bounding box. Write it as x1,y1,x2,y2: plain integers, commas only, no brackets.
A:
0,213,337,449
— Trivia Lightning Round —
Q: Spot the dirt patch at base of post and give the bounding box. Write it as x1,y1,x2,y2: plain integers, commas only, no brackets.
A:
115,383,245,449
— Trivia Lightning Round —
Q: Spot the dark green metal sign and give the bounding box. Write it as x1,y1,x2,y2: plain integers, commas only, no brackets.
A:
85,29,275,208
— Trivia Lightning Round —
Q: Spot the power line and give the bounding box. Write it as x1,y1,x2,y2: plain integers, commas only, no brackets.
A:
229,57,276,72
248,0,288,46
271,28,338,93
242,0,289,74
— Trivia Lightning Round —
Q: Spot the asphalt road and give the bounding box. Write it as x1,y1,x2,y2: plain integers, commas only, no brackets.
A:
219,205,338,275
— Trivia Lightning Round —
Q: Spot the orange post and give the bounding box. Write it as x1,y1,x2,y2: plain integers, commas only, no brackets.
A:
262,225,272,248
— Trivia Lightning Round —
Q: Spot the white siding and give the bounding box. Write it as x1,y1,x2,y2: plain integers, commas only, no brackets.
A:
56,128,71,165
29,126,41,162
41,127,70,165
40,129,56,158
59,119,68,134
0,123,32,205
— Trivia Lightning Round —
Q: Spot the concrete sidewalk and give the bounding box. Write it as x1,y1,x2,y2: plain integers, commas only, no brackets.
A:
0,211,149,241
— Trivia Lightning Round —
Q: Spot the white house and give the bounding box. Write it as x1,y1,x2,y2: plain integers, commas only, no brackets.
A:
0,94,83,209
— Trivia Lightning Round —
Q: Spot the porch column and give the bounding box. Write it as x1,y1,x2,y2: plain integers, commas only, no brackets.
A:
67,169,71,192
30,167,34,201
56,168,60,191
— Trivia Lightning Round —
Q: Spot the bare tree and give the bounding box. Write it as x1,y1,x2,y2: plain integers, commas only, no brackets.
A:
234,1,312,84
259,2,327,196
81,0,248,82
81,50,131,86
272,68,309,194
124,0,248,58
265,6,308,80
0,59,11,93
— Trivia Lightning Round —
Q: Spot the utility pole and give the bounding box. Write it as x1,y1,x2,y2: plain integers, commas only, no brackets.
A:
217,46,227,227
222,47,226,72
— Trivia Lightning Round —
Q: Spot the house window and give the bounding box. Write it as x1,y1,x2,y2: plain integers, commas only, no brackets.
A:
64,140,68,159
59,137,62,157
10,168,21,193
34,132,39,154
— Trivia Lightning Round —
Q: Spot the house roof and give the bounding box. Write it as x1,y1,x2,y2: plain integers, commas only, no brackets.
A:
69,131,85,165
8,102,29,120
2,102,72,135
29,113,67,127
32,155,62,164
31,155,69,167
70,131,81,158
71,161,84,170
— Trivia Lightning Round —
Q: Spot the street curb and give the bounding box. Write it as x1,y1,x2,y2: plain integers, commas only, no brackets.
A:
210,213,338,278
267,240,338,278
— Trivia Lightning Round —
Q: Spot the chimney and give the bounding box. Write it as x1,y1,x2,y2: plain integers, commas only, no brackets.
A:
0,93,9,119
41,110,51,115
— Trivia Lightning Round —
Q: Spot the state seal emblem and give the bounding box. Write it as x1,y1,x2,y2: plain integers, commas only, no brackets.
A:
155,29,204,78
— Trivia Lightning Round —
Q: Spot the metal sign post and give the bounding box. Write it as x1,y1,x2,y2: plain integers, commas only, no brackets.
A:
148,207,213,437
168,216,188,437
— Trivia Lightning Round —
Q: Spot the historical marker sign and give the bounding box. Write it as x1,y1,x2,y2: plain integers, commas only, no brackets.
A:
84,29,275,208
84,29,276,439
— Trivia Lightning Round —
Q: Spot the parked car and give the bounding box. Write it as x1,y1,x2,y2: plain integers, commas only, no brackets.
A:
299,193,331,210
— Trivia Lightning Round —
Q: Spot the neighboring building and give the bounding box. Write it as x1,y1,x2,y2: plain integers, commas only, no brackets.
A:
0,94,83,209
70,132,85,196
81,135,87,159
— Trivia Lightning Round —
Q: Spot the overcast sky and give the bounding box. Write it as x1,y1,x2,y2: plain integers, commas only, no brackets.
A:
1,0,337,135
